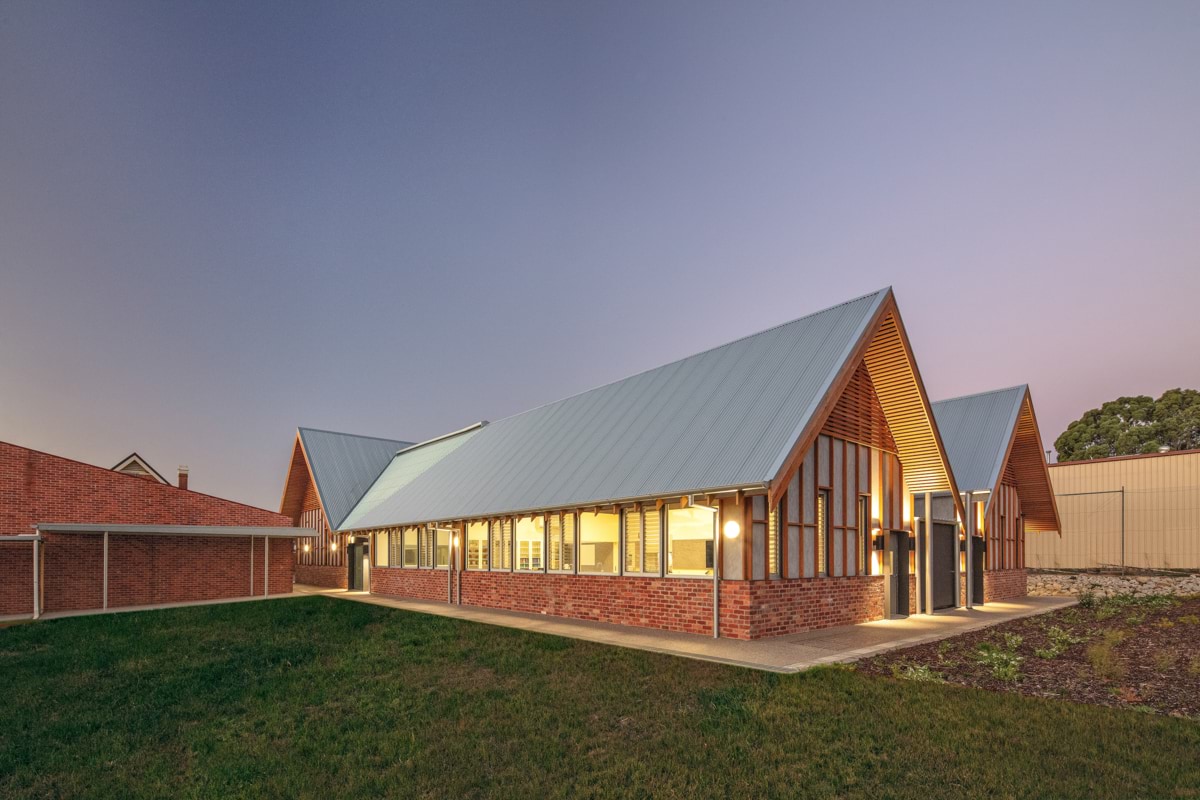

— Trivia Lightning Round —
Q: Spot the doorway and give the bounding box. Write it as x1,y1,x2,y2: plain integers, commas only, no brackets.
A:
885,530,910,618
970,536,985,605
347,539,369,591
930,523,958,610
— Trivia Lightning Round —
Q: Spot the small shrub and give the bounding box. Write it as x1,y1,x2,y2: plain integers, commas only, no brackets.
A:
1188,658,1200,677
1077,590,1097,609
1152,618,1175,629
1086,635,1126,681
1125,612,1146,625
1002,632,1024,651
1034,626,1084,659
1152,651,1178,672
1177,614,1199,625
976,644,1023,682
894,663,944,683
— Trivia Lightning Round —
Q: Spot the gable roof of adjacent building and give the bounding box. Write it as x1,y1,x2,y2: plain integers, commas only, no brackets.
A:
340,287,961,531
932,385,1060,532
111,452,169,484
291,428,414,530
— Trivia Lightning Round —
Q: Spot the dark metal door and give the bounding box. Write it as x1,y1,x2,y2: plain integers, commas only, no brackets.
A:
348,542,365,590
930,523,957,610
971,537,985,605
893,531,909,616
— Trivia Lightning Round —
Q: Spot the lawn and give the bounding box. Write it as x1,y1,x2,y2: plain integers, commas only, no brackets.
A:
860,593,1200,718
2,597,1198,799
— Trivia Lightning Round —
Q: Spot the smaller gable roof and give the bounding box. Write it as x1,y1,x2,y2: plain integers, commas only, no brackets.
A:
932,386,1028,494
297,428,413,529
111,452,169,484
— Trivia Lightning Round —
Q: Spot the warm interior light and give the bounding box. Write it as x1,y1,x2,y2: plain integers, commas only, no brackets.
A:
723,520,741,539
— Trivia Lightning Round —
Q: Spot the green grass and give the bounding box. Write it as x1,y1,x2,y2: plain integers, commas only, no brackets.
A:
2,598,1198,799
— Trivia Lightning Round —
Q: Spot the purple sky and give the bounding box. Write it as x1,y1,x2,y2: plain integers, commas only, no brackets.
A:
2,1,1198,510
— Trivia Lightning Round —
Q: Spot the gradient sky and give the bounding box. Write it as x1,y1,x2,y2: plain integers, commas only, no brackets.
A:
2,1,1198,510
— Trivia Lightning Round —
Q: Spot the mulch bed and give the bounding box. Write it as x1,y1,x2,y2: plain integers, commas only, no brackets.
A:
858,594,1200,719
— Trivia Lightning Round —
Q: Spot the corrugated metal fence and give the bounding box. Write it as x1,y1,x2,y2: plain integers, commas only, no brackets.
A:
1027,450,1200,570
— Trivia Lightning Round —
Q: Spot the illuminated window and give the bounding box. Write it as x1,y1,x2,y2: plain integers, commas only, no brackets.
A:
419,526,434,568
817,490,830,576
859,496,871,576
768,499,781,577
466,521,489,570
667,504,715,576
489,519,503,570
434,527,450,569
643,507,660,574
403,527,418,567
548,512,575,572
515,515,545,571
373,531,389,567
579,511,619,574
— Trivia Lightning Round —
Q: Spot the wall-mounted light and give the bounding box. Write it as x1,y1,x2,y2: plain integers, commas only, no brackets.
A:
723,520,741,539
451,534,460,548
872,527,884,550
302,543,310,553
330,541,338,552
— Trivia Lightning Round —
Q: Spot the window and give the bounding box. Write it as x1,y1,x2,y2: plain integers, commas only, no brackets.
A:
817,489,830,576
374,531,389,567
515,515,545,571
623,508,641,573
579,511,619,574
768,499,781,577
419,526,434,568
667,504,715,576
466,521,489,570
643,507,660,574
403,527,418,567
858,496,871,576
434,527,450,569
548,512,576,572
489,519,512,570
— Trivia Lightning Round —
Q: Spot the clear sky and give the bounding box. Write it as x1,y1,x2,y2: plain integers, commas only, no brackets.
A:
2,1,1198,509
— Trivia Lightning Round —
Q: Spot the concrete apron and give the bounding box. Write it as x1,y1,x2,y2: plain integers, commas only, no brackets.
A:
294,585,1076,673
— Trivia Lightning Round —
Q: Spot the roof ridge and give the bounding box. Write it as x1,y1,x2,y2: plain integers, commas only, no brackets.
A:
933,384,1028,406
298,427,413,446
476,287,893,430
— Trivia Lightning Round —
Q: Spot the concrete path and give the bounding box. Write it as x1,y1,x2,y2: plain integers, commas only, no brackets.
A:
1,591,301,625
294,585,1075,673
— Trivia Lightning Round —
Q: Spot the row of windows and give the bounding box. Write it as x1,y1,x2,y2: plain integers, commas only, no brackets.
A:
372,504,717,577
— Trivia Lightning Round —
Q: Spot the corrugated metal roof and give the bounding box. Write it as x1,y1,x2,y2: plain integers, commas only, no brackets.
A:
339,424,484,530
298,428,413,529
341,288,891,530
36,523,318,538
930,386,1027,494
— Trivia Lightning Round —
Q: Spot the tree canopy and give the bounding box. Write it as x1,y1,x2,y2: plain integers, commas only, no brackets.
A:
1055,388,1200,462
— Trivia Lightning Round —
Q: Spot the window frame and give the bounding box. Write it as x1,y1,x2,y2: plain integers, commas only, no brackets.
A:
665,502,717,578
465,520,489,571
577,510,620,575
817,489,831,577
514,514,546,572
373,531,389,568
858,495,871,576
547,511,577,574
402,526,419,568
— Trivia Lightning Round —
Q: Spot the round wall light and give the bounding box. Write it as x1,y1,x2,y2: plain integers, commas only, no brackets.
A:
723,520,741,539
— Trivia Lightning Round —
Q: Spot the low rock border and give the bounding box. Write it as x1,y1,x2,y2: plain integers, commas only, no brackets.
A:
1029,572,1200,599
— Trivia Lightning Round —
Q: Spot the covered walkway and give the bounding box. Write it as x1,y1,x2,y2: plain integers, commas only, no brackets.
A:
294,585,1074,673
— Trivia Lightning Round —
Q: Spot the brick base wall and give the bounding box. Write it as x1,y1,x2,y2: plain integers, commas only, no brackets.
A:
36,533,294,614
743,575,886,638
372,567,451,602
0,542,33,615
296,564,347,589
369,568,896,639
984,568,1028,602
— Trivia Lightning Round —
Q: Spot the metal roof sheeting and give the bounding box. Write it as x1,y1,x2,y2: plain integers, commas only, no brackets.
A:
298,428,412,529
35,523,318,538
339,425,483,530
930,386,1027,494
341,289,891,530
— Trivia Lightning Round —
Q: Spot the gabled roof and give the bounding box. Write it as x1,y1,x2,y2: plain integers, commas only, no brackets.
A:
340,424,485,530
932,386,1060,532
111,452,169,484
932,386,1028,495
295,428,413,529
342,287,960,531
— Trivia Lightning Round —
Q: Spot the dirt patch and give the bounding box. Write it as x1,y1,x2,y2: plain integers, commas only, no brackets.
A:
858,594,1200,718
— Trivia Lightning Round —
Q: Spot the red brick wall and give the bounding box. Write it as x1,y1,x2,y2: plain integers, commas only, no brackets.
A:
984,568,1028,602
39,533,294,612
296,564,347,588
0,440,295,614
743,575,885,638
370,567,891,639
372,567,450,602
0,542,33,616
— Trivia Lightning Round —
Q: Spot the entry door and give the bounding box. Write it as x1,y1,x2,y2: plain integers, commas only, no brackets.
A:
931,523,957,610
890,531,910,617
348,542,365,590
971,537,985,605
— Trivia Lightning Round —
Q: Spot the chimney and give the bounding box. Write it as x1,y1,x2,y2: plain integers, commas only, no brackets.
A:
178,465,189,491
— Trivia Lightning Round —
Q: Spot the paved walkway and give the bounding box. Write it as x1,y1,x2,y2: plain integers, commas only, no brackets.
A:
0,591,300,625
294,585,1075,673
